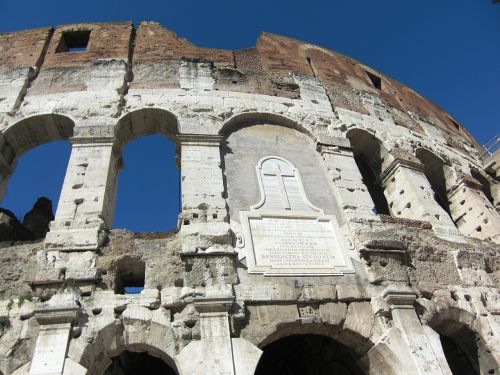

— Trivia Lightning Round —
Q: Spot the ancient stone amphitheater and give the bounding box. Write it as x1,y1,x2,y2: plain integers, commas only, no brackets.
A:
0,21,498,375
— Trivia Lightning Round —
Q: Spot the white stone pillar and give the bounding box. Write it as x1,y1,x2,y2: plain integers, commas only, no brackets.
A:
383,286,448,375
30,296,80,375
176,297,235,374
381,157,461,240
176,292,262,375
448,178,500,243
45,137,120,251
178,134,232,254
317,135,380,222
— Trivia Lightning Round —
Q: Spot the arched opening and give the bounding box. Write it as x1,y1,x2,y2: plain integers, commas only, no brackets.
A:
0,115,74,241
102,350,177,375
347,129,390,215
113,109,179,232
255,334,364,375
415,148,452,217
431,319,498,375
219,112,313,140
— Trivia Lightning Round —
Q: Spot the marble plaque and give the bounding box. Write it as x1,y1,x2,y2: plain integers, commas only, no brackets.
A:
238,156,355,275
240,212,354,275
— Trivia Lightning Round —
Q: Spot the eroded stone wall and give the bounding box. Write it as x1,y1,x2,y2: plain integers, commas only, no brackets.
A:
0,21,498,375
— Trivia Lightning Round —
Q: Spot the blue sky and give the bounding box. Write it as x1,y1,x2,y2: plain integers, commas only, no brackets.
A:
1,0,499,231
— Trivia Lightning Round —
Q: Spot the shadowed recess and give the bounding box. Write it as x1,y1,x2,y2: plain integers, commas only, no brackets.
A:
255,334,364,375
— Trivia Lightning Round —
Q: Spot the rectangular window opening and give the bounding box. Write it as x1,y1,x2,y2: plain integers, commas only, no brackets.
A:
366,71,382,90
56,30,91,53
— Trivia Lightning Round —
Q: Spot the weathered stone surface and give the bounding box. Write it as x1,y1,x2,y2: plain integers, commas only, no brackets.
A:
0,21,498,375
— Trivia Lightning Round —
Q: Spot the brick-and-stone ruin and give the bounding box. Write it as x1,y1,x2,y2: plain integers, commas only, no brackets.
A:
0,21,498,375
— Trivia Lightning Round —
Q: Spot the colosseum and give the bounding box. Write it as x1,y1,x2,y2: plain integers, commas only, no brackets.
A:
0,21,498,375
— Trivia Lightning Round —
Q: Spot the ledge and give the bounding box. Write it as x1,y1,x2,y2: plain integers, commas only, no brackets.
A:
379,215,432,230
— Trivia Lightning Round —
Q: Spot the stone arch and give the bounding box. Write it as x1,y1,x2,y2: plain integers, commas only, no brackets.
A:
115,108,179,147
219,112,314,140
346,128,391,215
426,311,499,375
253,323,401,375
2,113,75,159
0,114,75,201
0,113,75,228
256,323,372,354
415,147,454,216
101,345,178,375
76,314,179,375
113,108,180,231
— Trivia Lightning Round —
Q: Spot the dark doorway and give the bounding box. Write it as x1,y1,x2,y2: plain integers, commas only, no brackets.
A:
255,334,363,375
440,334,478,375
103,351,177,375
436,323,498,375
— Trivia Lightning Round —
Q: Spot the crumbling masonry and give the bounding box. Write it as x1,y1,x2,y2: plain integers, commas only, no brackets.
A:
0,22,499,375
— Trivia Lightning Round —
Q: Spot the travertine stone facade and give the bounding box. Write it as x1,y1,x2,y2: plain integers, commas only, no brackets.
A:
0,21,498,375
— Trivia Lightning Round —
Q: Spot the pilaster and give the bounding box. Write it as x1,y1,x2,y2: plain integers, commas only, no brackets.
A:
178,134,232,254
448,177,500,243
29,295,80,375
381,156,462,240
176,295,235,374
383,286,448,375
317,135,380,222
45,136,120,251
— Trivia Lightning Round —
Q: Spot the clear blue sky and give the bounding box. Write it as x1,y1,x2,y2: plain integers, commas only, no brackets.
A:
1,0,499,231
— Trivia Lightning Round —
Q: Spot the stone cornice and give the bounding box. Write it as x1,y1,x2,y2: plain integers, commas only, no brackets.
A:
34,306,80,325
448,177,484,198
382,286,417,309
69,136,117,145
381,157,424,184
316,135,352,150
193,296,234,313
177,134,223,147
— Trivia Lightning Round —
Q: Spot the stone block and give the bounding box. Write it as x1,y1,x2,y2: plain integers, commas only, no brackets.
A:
255,304,298,325
337,284,369,302
319,302,347,325
344,302,374,339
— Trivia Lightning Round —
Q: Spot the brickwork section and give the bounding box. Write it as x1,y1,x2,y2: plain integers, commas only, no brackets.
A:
42,22,133,68
0,22,481,150
0,28,52,70
134,22,233,65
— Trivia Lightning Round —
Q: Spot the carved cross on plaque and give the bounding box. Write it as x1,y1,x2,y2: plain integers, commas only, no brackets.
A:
254,156,320,212
262,162,295,210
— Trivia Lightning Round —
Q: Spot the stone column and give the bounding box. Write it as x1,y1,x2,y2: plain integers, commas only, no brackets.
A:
29,295,80,375
176,290,262,375
381,155,461,240
45,137,120,251
178,134,232,253
176,296,235,374
382,286,448,375
317,135,380,222
448,177,500,243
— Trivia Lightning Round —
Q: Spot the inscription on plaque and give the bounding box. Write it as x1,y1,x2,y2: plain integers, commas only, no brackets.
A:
238,156,354,275
248,217,346,269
